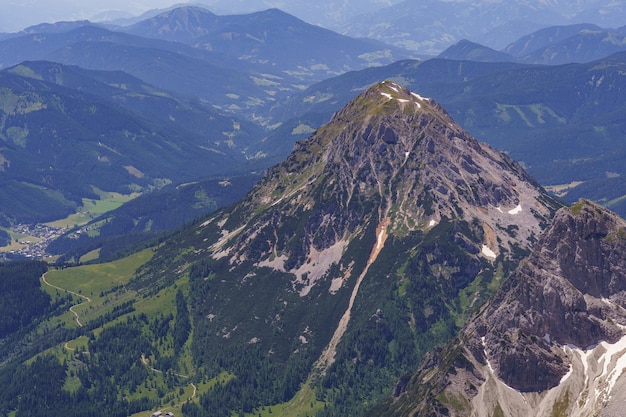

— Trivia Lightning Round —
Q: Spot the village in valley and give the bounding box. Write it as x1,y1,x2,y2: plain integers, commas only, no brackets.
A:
1,223,67,260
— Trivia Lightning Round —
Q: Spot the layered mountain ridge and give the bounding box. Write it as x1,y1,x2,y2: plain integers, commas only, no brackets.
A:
135,81,561,416
379,199,626,417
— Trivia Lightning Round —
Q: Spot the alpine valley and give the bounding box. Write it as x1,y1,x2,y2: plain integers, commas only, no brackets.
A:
2,3,626,417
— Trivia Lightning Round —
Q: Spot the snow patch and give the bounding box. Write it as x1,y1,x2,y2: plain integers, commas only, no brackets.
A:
482,337,495,373
508,204,522,215
495,206,503,213
560,364,574,384
381,92,393,100
481,244,497,259
600,336,626,398
411,92,429,101
429,219,437,227
561,335,626,410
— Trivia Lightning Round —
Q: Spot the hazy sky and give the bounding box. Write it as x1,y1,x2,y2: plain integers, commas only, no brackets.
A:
0,0,183,32
0,0,400,33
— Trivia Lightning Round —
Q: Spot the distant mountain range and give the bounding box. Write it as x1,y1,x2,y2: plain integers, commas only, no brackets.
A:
103,0,626,55
3,0,625,54
0,7,413,119
440,24,626,65
0,6,413,227
341,0,626,54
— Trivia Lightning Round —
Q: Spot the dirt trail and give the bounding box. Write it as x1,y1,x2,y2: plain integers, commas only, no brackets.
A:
42,271,91,327
313,218,390,376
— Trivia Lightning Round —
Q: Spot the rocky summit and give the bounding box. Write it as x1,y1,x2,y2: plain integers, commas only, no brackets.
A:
210,81,555,274
139,81,561,416
380,199,626,417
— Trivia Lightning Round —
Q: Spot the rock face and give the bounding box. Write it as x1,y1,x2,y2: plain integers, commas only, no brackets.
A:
214,81,553,273
139,81,561,416
380,199,626,417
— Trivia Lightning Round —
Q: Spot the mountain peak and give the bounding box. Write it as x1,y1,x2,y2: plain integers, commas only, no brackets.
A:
125,6,219,43
336,80,441,121
367,80,433,106
204,81,558,286
301,81,554,251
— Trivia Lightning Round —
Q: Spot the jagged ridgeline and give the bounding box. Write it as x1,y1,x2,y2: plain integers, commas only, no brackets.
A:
376,200,626,417
136,81,562,416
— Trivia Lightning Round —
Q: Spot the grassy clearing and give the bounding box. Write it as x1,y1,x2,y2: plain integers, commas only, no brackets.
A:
42,249,154,328
79,248,101,263
133,274,186,319
59,336,90,393
247,384,326,417
544,181,584,198
45,248,153,295
47,190,139,229
126,372,236,417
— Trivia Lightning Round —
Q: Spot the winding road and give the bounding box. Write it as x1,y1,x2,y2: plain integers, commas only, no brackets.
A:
42,271,91,327
141,354,197,402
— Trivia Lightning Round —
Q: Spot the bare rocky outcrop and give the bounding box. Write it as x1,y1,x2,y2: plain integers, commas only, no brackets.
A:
384,199,626,417
482,201,626,389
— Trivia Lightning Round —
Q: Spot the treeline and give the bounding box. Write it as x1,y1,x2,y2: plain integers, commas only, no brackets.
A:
49,230,163,265
182,257,316,417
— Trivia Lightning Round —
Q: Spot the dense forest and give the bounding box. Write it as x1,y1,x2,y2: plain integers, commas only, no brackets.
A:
0,261,50,337
0,229,9,246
